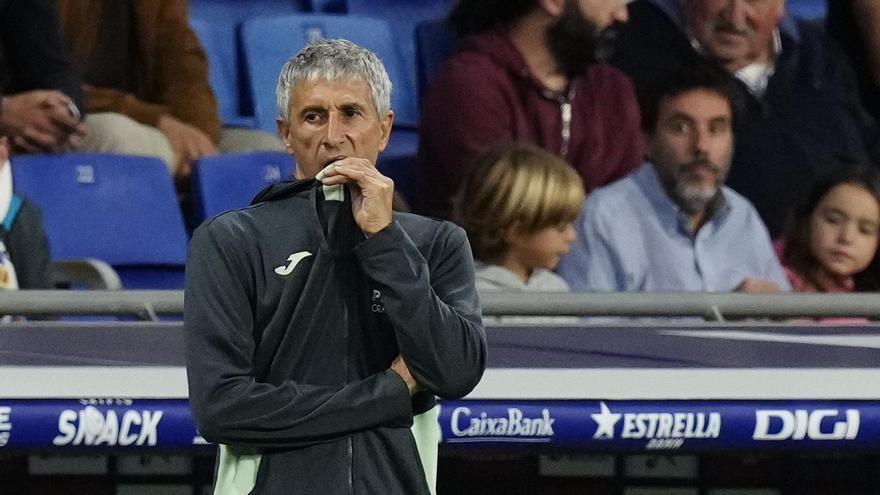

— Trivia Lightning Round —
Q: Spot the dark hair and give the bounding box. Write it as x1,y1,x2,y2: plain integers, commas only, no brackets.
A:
637,63,743,134
449,0,537,36
782,164,880,291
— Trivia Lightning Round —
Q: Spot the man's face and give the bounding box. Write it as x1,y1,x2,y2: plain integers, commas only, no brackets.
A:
684,0,785,71
277,77,393,179
648,88,734,214
546,0,629,73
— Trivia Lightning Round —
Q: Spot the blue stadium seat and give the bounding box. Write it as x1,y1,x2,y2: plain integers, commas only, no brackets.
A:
11,153,189,290
192,151,296,222
189,0,306,127
344,0,452,100
307,0,346,12
787,0,826,20
415,18,456,99
240,14,420,130
190,19,254,128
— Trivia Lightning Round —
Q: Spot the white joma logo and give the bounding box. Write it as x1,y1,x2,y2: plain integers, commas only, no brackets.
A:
275,251,312,275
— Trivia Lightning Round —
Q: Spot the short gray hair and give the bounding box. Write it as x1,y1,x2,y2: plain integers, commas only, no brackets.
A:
276,38,393,121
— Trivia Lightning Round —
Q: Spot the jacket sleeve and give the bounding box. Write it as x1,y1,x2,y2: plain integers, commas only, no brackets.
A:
1,0,84,109
78,0,221,141
152,0,220,141
355,220,487,400
184,221,413,448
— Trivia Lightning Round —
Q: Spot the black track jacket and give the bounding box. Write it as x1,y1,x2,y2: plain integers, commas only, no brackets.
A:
184,178,487,494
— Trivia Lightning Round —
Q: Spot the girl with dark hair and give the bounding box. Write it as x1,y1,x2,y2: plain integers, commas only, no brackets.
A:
779,165,880,292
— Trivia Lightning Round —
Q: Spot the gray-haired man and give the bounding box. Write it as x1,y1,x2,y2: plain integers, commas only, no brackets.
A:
184,39,486,494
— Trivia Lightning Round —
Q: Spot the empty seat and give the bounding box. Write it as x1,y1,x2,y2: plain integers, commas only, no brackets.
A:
786,0,827,19
240,13,420,132
415,18,456,99
345,0,452,101
11,153,189,289
192,151,296,222
189,0,306,127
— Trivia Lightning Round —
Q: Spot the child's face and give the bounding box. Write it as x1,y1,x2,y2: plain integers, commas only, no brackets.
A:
809,183,880,279
510,222,578,272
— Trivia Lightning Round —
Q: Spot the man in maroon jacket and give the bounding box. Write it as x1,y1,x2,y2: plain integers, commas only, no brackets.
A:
412,0,641,219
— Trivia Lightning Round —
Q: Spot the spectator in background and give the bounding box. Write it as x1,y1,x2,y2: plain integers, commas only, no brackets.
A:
0,134,51,290
457,143,584,291
778,165,880,293
412,0,641,220
611,0,880,236
0,0,87,153
56,0,284,180
558,65,788,293
827,2,880,125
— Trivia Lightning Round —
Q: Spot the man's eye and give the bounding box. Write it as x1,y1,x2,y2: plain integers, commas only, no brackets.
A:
304,113,321,123
344,109,361,118
671,121,688,134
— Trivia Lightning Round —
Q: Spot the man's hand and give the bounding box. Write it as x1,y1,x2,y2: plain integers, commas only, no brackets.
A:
0,90,87,152
319,159,393,236
390,354,421,396
735,277,781,294
157,114,218,177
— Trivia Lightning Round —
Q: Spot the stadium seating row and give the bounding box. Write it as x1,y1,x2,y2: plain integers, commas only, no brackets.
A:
188,0,825,132
12,152,295,290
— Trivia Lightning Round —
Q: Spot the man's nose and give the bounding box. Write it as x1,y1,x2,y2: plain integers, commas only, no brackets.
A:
693,128,711,156
324,113,346,147
721,0,748,27
612,3,629,24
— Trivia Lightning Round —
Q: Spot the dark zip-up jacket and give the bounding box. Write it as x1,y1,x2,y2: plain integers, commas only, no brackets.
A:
412,28,644,220
185,178,486,494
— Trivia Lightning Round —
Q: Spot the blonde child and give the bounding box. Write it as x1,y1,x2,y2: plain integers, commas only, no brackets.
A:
457,143,585,291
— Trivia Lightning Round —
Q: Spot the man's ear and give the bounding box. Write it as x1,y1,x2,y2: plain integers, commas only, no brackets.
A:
536,0,566,17
377,111,394,152
276,118,292,150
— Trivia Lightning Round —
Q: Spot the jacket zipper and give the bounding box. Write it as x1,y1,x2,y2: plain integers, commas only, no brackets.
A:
343,300,354,494
560,99,572,156
544,85,576,157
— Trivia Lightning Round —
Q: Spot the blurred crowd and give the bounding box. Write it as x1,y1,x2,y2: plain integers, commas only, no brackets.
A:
1,0,879,302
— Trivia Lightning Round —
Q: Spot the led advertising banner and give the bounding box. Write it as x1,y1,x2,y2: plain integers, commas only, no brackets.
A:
0,399,878,452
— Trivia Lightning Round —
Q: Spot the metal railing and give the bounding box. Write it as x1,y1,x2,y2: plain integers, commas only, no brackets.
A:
2,290,880,321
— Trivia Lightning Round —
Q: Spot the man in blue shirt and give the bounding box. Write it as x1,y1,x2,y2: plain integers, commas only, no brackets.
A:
558,65,789,292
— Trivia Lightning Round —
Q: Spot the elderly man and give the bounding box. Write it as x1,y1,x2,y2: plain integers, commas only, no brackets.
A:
184,39,486,494
558,65,789,292
611,0,880,236
411,0,641,219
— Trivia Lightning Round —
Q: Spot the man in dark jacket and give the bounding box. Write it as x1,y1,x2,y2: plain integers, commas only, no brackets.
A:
185,39,487,494
611,0,880,236
0,0,86,153
412,0,641,220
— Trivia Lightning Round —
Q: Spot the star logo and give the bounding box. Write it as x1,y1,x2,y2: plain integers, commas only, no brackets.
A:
591,402,621,440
